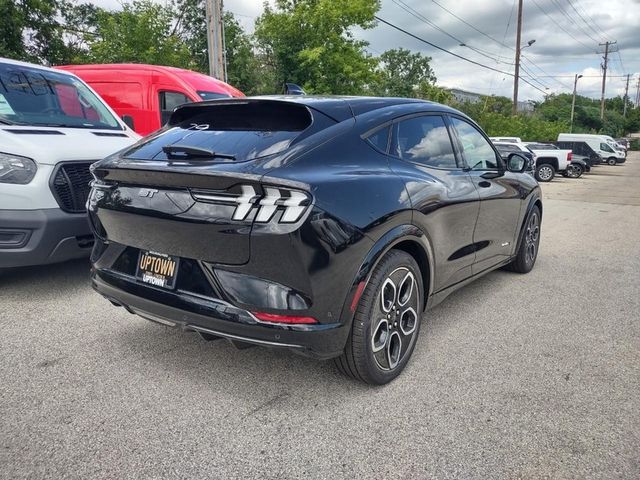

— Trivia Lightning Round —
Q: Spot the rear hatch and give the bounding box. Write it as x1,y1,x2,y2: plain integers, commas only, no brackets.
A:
89,100,326,265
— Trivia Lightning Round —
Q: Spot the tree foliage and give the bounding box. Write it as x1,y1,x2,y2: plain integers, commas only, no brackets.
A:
371,48,436,97
254,0,380,94
86,0,194,68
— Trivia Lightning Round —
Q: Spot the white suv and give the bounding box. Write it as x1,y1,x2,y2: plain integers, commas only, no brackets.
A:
0,58,139,268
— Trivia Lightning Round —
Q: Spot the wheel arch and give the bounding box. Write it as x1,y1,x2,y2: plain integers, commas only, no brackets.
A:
537,156,559,170
338,224,435,330
514,194,542,255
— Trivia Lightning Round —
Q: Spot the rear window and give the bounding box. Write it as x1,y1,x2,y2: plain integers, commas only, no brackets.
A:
125,101,313,162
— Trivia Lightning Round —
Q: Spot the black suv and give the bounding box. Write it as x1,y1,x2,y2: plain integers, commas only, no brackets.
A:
88,97,542,384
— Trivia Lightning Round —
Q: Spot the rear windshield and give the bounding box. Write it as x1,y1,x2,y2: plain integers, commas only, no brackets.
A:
0,62,120,129
125,101,312,162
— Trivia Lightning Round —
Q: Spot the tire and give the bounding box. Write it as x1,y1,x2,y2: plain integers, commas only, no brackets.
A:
334,249,424,385
566,164,583,178
607,157,617,166
535,164,555,182
506,205,541,274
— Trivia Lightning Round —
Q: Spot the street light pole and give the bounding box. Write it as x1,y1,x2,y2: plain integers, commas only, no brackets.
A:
570,74,583,133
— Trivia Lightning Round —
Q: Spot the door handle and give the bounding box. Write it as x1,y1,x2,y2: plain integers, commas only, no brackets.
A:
478,180,491,188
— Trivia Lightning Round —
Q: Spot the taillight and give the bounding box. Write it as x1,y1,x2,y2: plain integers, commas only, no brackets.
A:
191,185,311,223
252,311,318,324
567,152,572,161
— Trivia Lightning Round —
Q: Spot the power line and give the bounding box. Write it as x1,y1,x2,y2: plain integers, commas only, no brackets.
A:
547,0,602,45
565,0,605,42
422,0,578,90
374,15,549,96
390,0,513,66
427,0,514,52
530,0,598,53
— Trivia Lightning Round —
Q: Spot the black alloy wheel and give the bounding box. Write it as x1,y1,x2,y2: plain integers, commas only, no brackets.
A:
506,206,541,274
334,250,423,385
565,164,583,178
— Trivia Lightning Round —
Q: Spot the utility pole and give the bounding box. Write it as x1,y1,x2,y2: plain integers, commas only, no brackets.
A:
205,0,226,81
599,41,617,120
512,0,523,116
623,73,630,117
635,76,640,108
570,74,583,133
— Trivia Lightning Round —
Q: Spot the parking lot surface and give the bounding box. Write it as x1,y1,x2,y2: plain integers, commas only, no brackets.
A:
1,154,639,479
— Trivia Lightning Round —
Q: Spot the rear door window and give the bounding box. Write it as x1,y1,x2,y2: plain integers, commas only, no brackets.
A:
393,115,458,169
159,91,191,125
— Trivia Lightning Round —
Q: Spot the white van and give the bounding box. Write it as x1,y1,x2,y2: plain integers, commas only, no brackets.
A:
557,133,625,165
0,58,139,268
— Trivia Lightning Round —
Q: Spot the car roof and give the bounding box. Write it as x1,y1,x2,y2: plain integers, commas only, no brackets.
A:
0,56,77,78
199,95,463,122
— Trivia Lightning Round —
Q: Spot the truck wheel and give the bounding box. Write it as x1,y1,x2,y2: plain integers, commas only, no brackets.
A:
607,157,617,166
334,250,423,385
535,164,555,182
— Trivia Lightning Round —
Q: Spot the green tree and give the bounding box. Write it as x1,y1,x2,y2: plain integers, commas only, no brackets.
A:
86,0,194,68
0,0,84,65
254,0,380,94
372,48,436,97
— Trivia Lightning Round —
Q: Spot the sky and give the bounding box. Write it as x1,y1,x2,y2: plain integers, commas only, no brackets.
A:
88,0,640,102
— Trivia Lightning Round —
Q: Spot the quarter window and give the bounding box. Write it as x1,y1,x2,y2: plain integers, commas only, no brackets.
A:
450,117,500,170
365,125,391,153
159,91,191,125
394,115,458,168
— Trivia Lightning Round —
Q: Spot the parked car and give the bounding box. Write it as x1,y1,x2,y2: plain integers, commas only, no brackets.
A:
493,141,565,182
0,58,139,269
554,140,602,167
615,138,629,151
557,133,625,165
88,96,542,384
522,142,573,181
57,64,245,136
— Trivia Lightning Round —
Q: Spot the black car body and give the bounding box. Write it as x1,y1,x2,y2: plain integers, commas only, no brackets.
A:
88,97,542,383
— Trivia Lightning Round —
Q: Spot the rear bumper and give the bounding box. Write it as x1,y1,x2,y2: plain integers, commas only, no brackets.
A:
91,268,348,359
0,208,93,268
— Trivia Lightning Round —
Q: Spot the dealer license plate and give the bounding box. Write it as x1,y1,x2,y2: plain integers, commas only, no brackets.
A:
135,250,179,289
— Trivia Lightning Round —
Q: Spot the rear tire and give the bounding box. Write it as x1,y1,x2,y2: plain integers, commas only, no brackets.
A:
565,164,583,178
535,164,555,182
334,250,424,385
607,157,617,166
506,206,541,274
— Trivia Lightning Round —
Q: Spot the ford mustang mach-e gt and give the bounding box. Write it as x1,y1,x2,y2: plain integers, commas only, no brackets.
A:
88,97,542,384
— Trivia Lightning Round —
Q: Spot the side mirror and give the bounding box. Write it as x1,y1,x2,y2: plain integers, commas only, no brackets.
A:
283,83,306,95
121,114,135,131
506,153,528,173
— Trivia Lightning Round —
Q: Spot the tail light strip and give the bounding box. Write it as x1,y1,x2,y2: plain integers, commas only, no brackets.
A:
192,185,311,223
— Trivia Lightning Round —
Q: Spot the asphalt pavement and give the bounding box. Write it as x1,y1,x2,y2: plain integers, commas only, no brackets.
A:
1,153,639,479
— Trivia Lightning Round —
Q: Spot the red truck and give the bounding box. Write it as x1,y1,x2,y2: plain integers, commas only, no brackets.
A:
57,64,244,136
